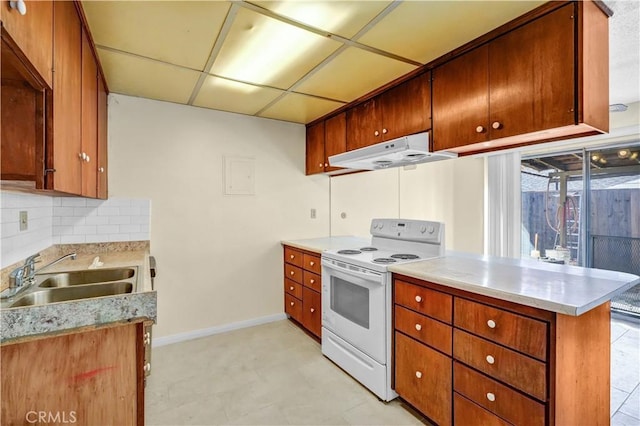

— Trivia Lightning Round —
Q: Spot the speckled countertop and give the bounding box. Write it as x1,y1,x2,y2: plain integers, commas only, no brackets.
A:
389,251,640,316
1,242,157,344
281,236,371,254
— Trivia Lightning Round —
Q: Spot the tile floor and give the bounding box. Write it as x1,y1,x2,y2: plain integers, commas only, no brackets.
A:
146,315,639,426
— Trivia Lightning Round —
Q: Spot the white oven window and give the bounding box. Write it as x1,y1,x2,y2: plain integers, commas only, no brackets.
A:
330,276,370,329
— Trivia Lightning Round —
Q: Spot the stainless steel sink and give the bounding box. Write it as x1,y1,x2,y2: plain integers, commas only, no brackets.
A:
9,282,134,308
38,268,136,287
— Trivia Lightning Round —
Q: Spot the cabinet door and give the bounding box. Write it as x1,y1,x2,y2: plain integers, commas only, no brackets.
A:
97,73,108,199
302,287,321,338
395,332,451,426
380,72,431,141
346,98,381,151
324,112,346,172
432,45,489,151
305,121,325,175
81,30,98,198
489,3,575,139
1,0,53,87
52,0,82,194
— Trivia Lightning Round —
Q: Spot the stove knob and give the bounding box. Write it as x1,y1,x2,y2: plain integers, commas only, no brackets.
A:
420,226,427,234
427,225,435,234
373,223,378,229
378,223,384,230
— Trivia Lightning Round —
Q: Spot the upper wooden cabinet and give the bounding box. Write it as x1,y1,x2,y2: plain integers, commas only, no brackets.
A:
97,72,109,199
1,0,53,88
305,112,346,175
81,29,98,198
433,2,608,153
346,72,431,151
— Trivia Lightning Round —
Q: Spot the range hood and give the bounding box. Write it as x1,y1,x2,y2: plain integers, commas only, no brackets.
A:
328,132,457,171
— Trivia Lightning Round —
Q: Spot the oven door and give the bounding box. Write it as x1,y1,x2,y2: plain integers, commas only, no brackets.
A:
321,257,387,364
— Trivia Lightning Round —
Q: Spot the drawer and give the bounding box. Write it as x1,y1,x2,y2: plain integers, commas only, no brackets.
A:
303,253,321,274
395,305,452,355
284,264,303,284
454,393,510,426
453,329,546,401
284,246,303,267
395,280,452,324
395,332,452,426
284,278,303,300
454,362,545,426
285,293,302,323
454,298,547,361
303,270,321,292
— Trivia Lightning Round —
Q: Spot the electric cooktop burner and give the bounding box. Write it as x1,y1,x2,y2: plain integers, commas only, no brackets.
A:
360,247,378,252
391,254,420,260
338,249,362,255
372,258,397,264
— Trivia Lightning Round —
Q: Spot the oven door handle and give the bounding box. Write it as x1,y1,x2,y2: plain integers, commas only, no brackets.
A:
321,258,383,284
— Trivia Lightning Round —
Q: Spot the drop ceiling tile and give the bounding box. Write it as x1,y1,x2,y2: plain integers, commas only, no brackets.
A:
358,1,546,63
97,49,200,105
294,47,417,102
210,7,342,90
259,93,345,123
248,1,393,38
82,1,230,70
193,75,284,115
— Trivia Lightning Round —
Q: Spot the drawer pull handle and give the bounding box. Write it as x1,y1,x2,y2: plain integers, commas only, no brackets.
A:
492,121,502,130
290,302,295,306
310,308,315,313
486,355,495,365
290,254,295,259
310,261,315,266
415,295,422,303
476,125,485,133
289,286,294,291
487,319,496,329
310,279,315,284
415,324,422,331
486,392,496,402
415,371,422,379
290,271,295,275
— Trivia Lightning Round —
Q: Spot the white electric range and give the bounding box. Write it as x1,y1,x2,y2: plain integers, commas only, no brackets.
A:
321,218,445,401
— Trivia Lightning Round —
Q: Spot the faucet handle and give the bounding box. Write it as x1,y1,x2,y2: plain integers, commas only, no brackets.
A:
25,253,42,265
9,266,27,288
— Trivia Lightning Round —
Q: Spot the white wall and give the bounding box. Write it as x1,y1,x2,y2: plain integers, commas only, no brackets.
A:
107,94,330,338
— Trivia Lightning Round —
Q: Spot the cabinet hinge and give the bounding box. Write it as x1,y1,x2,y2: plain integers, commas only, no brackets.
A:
44,169,56,174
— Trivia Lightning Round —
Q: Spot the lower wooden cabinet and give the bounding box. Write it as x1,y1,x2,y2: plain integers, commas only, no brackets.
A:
453,393,510,426
0,322,146,425
283,245,322,338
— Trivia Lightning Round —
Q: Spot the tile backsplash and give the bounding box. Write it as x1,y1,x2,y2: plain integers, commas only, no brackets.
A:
1,191,151,268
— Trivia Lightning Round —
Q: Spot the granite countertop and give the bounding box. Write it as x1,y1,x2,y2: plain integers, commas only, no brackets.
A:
389,251,640,316
1,243,157,344
281,236,371,254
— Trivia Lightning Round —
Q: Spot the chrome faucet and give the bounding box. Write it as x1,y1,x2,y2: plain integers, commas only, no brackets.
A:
2,252,77,299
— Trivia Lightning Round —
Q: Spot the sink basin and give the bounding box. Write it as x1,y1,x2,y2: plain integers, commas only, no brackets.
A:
38,268,136,288
9,282,134,308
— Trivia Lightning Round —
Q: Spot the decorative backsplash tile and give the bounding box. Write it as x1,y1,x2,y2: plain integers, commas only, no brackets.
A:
0,191,151,268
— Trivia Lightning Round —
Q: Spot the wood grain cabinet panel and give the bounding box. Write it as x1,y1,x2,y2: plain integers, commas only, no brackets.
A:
97,73,108,199
395,332,451,426
284,264,302,284
324,112,346,172
81,30,98,198
1,0,53,87
284,293,302,323
395,280,452,324
395,305,452,355
454,297,547,361
453,393,510,426
302,287,321,338
284,278,303,300
380,72,431,141
346,98,381,151
284,247,303,267
303,253,321,275
305,121,325,175
454,362,545,426
453,329,546,401
303,271,321,292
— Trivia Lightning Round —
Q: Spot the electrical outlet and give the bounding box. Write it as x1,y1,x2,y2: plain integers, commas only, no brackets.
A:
310,208,316,219
19,211,28,231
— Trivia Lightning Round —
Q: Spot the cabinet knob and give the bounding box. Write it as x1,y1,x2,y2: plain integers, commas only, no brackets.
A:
415,295,422,303
143,363,151,373
310,261,315,266
486,355,495,365
492,121,502,130
310,279,315,284
476,125,485,133
415,324,422,331
382,128,388,134
374,130,380,137
319,163,323,168
487,319,496,329
290,271,295,276
290,301,294,306
325,163,328,167
85,155,90,163
290,254,295,259
289,286,294,291
79,152,87,161
415,371,422,379
9,1,27,15
310,308,315,313
486,392,496,402
98,167,105,173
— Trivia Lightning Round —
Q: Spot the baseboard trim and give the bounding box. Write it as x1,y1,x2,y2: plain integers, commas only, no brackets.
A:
152,313,287,348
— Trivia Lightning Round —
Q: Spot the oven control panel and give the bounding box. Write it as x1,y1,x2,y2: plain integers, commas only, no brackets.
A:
370,218,444,243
